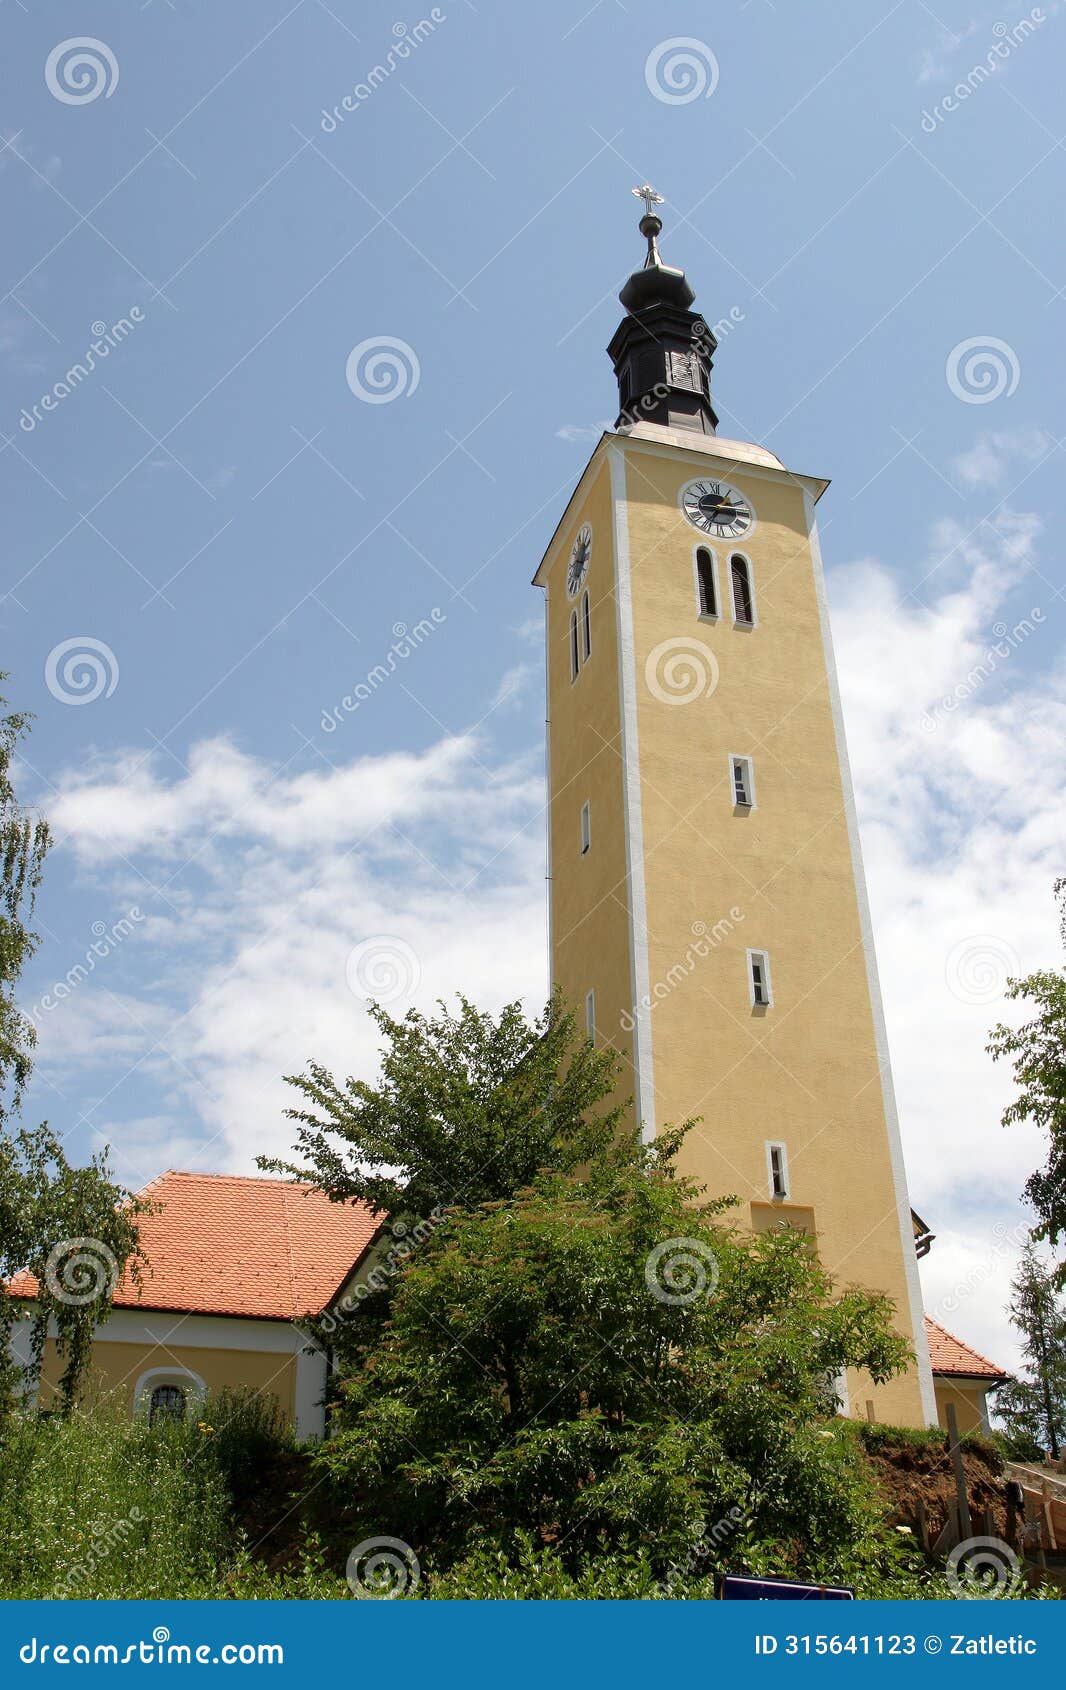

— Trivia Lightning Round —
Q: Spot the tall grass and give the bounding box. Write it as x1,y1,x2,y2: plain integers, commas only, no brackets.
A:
0,1388,345,1599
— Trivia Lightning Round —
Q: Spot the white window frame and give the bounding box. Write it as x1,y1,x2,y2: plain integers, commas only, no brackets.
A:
729,753,755,809
692,544,720,623
585,988,596,1039
569,610,580,682
747,948,773,1008
580,590,592,662
132,1364,207,1421
728,551,757,628
580,799,591,855
765,1140,790,1200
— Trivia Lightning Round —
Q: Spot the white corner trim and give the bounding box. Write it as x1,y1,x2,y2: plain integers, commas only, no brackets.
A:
804,491,937,1427
294,1342,328,1442
608,443,657,1142
544,589,554,982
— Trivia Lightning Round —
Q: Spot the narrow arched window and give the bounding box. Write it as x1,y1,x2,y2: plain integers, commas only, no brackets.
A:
731,554,755,626
581,591,591,661
696,548,717,617
149,1384,186,1426
569,610,579,680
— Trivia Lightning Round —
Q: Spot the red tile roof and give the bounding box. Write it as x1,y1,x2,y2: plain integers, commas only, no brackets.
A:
925,1316,1006,1381
8,1171,380,1322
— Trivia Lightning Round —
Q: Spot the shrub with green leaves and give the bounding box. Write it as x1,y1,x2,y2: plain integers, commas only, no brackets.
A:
319,1125,913,1585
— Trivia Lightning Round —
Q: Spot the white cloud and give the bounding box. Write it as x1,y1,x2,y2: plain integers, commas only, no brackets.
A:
829,508,1065,1373
555,421,610,443
42,732,548,1184
951,428,1052,490
916,17,982,84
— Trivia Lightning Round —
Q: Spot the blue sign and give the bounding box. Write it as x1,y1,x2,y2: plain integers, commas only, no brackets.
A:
718,1572,855,1600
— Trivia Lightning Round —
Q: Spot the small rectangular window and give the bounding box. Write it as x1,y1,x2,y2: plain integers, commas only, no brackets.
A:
767,1142,789,1200
730,755,754,808
581,591,592,661
585,989,596,1039
748,949,772,1008
580,800,591,855
569,611,579,681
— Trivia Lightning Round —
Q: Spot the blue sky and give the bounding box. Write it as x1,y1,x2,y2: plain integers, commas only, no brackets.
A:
2,0,1064,1369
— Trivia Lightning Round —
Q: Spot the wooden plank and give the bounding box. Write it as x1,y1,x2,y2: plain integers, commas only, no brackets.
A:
945,1403,972,1541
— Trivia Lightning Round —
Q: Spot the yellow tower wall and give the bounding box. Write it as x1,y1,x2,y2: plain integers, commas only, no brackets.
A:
538,429,935,1429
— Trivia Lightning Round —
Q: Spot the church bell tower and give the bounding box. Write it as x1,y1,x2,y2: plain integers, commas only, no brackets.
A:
534,190,935,1428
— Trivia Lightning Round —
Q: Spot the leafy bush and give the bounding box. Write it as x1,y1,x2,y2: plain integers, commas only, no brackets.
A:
319,1126,913,1580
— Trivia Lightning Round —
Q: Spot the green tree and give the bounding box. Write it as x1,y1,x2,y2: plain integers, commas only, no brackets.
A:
262,994,632,1373
993,1241,1066,1461
264,993,629,1222
0,684,50,1128
0,679,147,1412
318,1124,910,1581
988,880,1066,1288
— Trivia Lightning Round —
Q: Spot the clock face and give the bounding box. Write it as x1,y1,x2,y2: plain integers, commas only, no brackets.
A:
680,479,755,540
567,524,592,598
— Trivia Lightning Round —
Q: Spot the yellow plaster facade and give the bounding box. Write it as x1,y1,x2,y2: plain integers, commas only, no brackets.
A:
34,1334,297,1422
537,426,935,1428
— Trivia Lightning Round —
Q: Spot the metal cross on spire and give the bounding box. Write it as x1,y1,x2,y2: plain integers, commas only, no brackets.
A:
631,183,665,218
